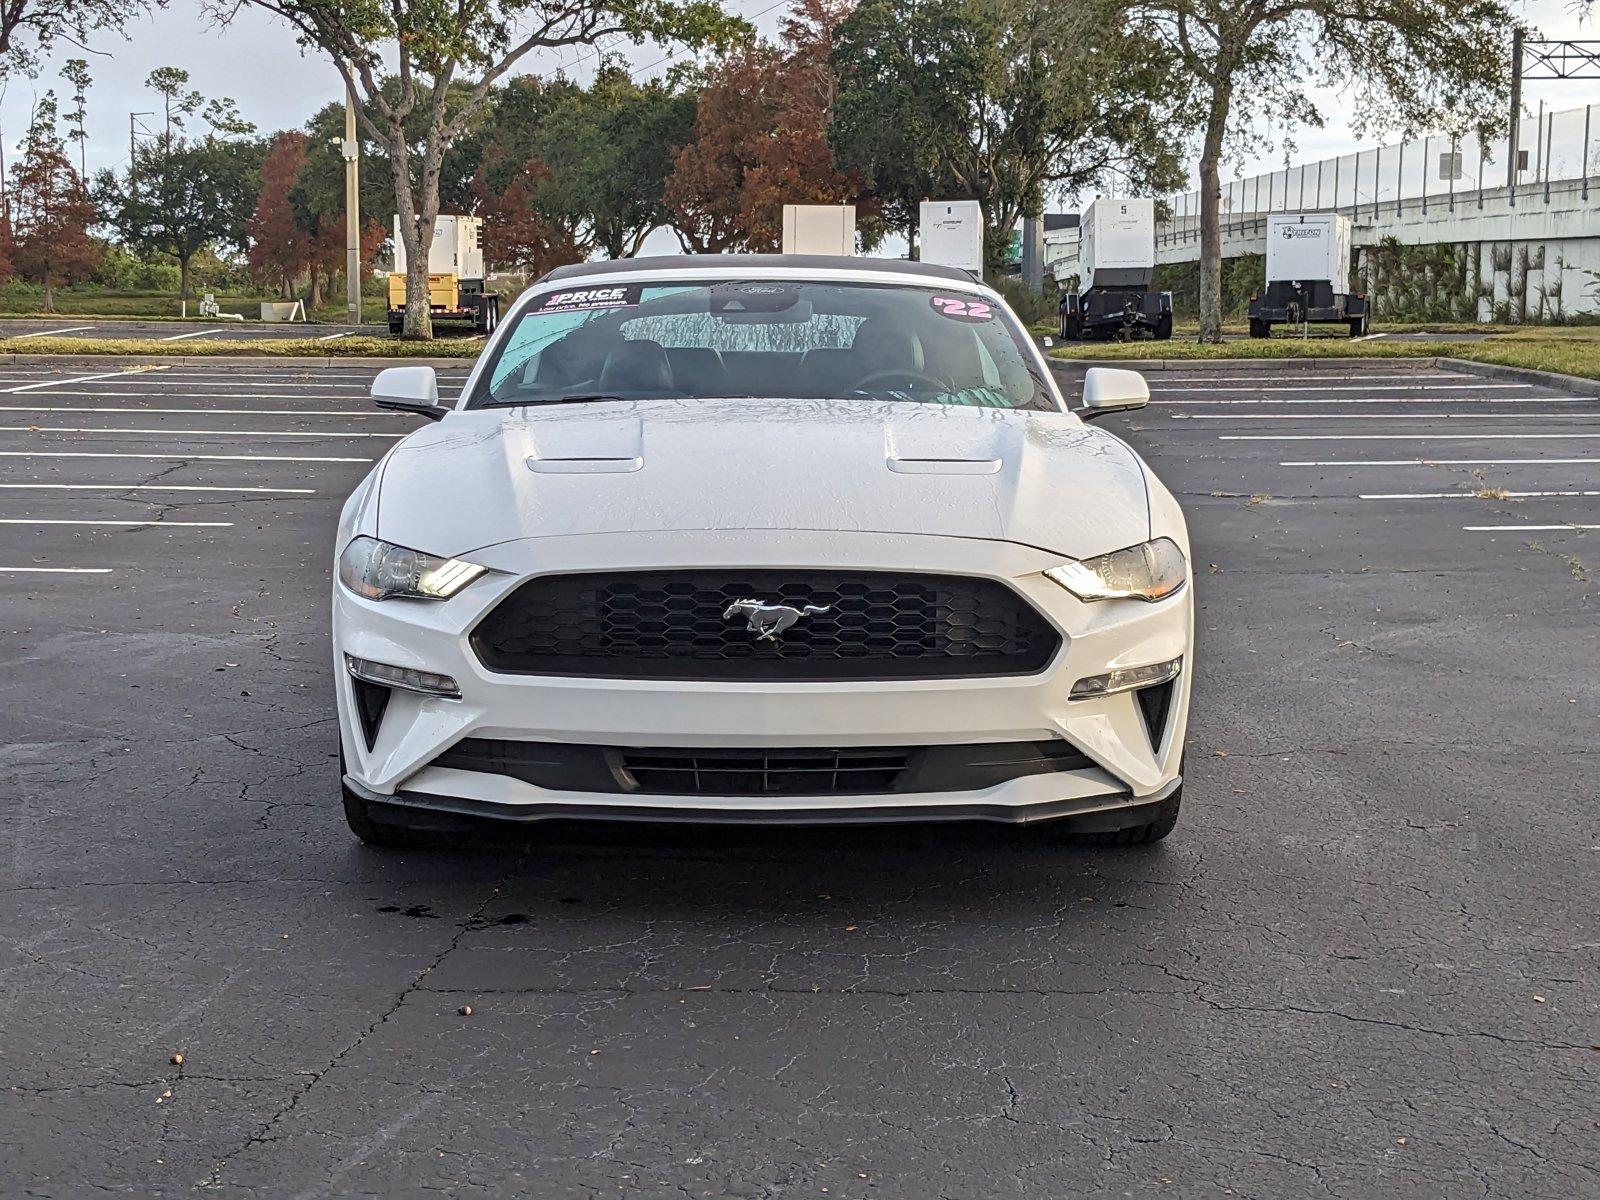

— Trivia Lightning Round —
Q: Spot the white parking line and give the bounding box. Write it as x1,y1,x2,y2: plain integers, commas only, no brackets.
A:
1223,434,1600,442
11,326,95,339
1361,490,1600,499
1148,381,1531,393
0,368,469,378
38,378,455,390
1465,524,1600,531
159,328,227,342
0,426,403,438
3,368,163,394
0,518,233,527
1283,458,1600,466
1177,413,1584,420
0,483,314,494
0,451,371,463
0,404,393,416
1156,396,1580,405
11,390,459,403
317,332,354,341
0,566,112,574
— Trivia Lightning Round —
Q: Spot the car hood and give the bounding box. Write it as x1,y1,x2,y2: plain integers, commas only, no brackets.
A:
375,398,1150,560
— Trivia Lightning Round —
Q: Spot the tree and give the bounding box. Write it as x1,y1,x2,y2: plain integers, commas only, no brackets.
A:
464,74,593,267
145,66,204,145
0,1,156,77
666,0,865,253
1125,0,1521,341
9,95,98,309
61,58,91,184
100,134,264,300
830,0,1185,272
246,131,314,297
213,0,746,340
472,156,588,276
537,63,697,258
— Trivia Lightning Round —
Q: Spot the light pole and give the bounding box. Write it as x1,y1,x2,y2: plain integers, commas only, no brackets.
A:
342,75,361,327
128,111,154,187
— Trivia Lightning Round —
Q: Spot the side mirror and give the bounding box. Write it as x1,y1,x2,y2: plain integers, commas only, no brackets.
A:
371,366,450,421
1078,367,1149,421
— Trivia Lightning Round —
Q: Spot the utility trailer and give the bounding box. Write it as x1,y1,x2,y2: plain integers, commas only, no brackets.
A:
1249,213,1369,338
388,215,500,335
1059,198,1171,341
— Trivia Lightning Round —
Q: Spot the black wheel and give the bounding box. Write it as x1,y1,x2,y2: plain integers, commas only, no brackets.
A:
1153,313,1173,341
1060,314,1081,341
387,317,403,336
1348,315,1368,338
1060,787,1181,847
342,785,431,848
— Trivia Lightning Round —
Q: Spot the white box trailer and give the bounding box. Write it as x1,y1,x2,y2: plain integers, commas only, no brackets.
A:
391,214,487,278
1061,198,1171,341
1265,213,1351,293
388,215,498,335
1251,212,1368,337
781,205,856,256
918,201,983,273
1079,198,1155,290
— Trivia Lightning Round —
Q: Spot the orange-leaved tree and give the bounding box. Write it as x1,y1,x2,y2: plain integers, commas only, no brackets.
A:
246,131,315,298
9,94,98,311
665,0,868,253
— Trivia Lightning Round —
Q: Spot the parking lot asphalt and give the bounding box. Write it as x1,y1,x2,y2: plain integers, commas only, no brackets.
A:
0,317,397,343
1,359,1596,1198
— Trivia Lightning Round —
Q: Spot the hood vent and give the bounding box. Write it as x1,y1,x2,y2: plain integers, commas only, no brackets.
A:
524,415,643,473
886,456,1002,475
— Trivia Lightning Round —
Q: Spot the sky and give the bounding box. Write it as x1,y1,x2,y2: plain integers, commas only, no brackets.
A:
1,0,1595,205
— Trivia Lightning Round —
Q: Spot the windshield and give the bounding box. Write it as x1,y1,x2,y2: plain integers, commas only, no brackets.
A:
465,279,1057,412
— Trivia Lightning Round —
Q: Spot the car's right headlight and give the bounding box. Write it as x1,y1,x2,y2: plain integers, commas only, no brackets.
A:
338,535,487,601
1043,537,1187,602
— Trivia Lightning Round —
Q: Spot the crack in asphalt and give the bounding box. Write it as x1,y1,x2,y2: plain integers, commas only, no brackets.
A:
196,866,520,1189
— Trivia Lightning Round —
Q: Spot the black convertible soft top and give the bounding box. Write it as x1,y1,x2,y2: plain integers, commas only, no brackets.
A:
539,254,978,286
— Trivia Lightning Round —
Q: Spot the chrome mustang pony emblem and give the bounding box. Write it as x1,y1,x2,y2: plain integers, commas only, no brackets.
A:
722,598,832,642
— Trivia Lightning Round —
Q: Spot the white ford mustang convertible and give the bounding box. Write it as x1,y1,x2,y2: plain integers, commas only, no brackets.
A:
333,256,1192,846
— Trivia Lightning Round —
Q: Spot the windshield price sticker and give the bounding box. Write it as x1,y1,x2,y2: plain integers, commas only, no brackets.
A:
533,285,640,313
929,295,994,322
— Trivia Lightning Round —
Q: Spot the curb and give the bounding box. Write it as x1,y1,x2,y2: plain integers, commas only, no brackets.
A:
1437,357,1600,398
0,353,471,370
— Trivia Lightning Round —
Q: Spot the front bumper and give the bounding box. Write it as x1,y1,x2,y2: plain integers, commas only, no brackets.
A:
333,530,1193,824
345,774,1183,829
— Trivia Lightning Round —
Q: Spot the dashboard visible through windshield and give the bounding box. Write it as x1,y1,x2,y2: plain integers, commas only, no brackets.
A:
465,279,1057,412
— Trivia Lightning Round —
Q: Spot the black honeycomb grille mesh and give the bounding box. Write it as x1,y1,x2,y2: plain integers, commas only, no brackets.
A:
470,570,1060,681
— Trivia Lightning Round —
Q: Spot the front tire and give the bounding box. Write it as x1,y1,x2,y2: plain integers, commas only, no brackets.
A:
1061,787,1181,847
1248,318,1270,339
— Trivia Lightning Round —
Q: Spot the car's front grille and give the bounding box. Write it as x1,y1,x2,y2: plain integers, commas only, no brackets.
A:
621,747,909,794
469,570,1060,680
430,739,1096,797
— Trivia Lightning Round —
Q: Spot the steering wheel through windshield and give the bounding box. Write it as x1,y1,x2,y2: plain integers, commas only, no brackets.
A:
852,367,949,394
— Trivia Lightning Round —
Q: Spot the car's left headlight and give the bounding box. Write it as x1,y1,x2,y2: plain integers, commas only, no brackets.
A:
338,535,488,601
1043,537,1187,602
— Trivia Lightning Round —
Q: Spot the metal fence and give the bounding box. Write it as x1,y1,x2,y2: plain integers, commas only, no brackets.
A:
1160,103,1598,247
